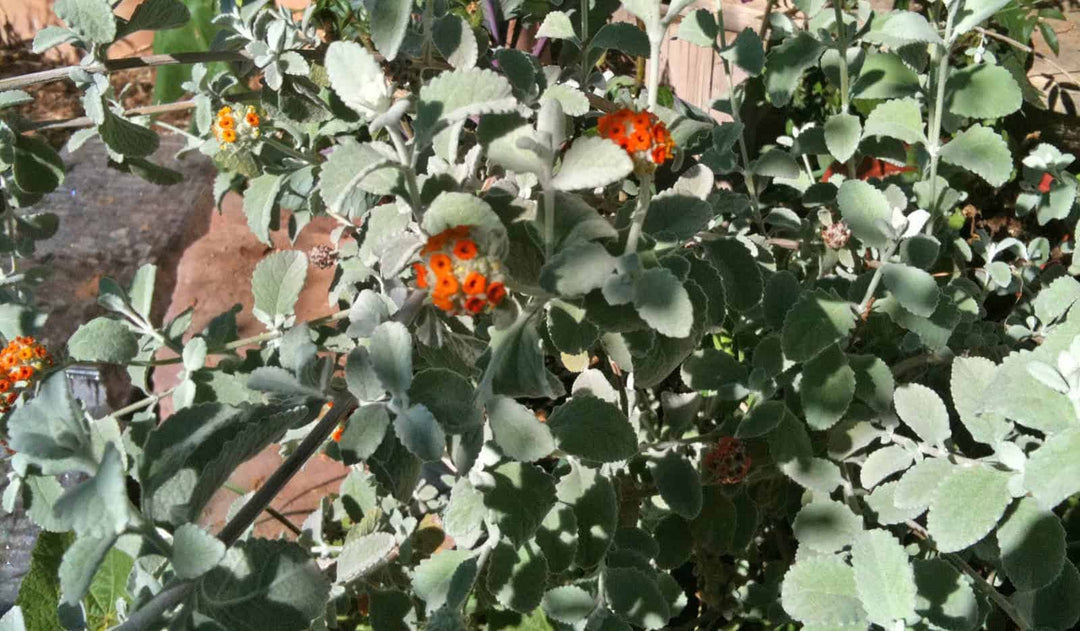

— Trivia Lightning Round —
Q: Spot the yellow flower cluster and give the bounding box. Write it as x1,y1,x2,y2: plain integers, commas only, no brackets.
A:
414,226,508,316
0,336,52,413
213,105,261,147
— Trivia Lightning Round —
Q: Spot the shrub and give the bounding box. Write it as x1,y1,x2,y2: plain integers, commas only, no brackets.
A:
0,0,1078,629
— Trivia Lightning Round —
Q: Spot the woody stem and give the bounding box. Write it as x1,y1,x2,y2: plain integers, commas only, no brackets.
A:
624,172,654,255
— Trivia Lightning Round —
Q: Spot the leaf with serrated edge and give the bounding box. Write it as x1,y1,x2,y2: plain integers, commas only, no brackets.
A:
951,356,1011,446
946,64,1022,120
927,465,1011,552
940,124,1012,187
824,113,861,163
860,445,914,489
551,136,633,191
487,396,555,462
172,524,225,580
781,556,867,625
542,585,595,624
338,532,396,583
1024,427,1080,510
801,345,856,430
793,498,862,553
997,496,1066,591
864,98,925,144
893,383,950,446
852,530,916,627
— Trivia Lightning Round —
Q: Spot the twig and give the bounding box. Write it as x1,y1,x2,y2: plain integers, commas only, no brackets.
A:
0,51,251,92
976,27,1079,89
222,483,303,537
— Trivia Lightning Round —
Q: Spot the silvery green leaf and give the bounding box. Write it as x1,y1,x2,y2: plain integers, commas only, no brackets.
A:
781,556,867,625
32,26,79,54
6,372,92,477
946,64,1022,119
649,451,702,519
882,263,940,318
338,405,391,464
860,445,914,489
894,457,954,510
765,32,826,107
927,465,1012,552
325,41,391,117
864,98,925,144
1027,361,1069,393
394,404,444,462
251,250,307,327
719,28,765,77
634,268,693,338
1012,560,1080,631
370,321,412,397
539,84,589,117
551,137,633,191
893,383,951,446
422,191,506,241
486,543,547,614
433,15,478,69
542,586,595,624
864,481,925,525
172,524,226,579
782,289,857,362
1024,427,1080,509
536,11,577,40
547,395,637,463
852,529,917,627
603,567,670,630
416,68,516,139
370,0,412,61
952,0,1014,39
242,173,283,246
824,113,861,164
676,9,717,46
837,180,893,249
54,0,117,44
800,345,856,430
997,496,1066,591
913,559,980,631
737,401,791,438
793,498,862,553
482,462,557,547
487,396,555,462
52,444,130,538
68,317,139,364
338,532,396,583
940,124,1013,187
864,10,943,46
58,534,117,615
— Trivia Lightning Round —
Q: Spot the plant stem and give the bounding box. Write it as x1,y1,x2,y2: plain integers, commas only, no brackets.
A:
831,0,858,180
222,483,303,536
924,2,959,234
543,182,557,259
102,386,176,422
646,33,662,111
624,172,654,254
386,125,424,221
856,240,899,314
580,0,591,82
715,1,766,234
0,51,251,92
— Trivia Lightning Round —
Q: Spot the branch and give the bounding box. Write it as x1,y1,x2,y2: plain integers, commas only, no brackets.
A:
976,27,1079,89
0,51,251,92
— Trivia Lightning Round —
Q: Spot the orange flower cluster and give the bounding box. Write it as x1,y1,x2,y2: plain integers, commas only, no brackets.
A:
703,436,751,485
414,226,507,316
213,105,261,147
0,337,52,413
596,108,675,171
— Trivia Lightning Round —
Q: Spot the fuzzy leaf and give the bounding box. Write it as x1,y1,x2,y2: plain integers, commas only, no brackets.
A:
633,268,693,338
781,557,867,626
68,317,139,364
940,124,1012,187
882,263,940,318
793,498,862,553
551,137,634,191
837,180,893,249
782,289,857,362
325,41,390,117
370,0,412,61
603,567,670,630
765,32,826,106
487,396,555,462
927,465,1012,552
953,0,1013,38
1025,427,1080,510
1012,560,1080,630
393,404,445,462
824,113,861,164
482,462,557,547
649,451,702,519
542,586,595,624
55,0,116,44
997,496,1066,591
339,533,396,583
951,356,1011,446
852,529,917,627
486,543,547,614
547,395,637,463
946,64,1022,119
864,98,925,144
172,524,226,579
893,383,951,446
251,251,307,326
801,345,856,430
719,28,765,77
536,11,576,39
370,321,412,397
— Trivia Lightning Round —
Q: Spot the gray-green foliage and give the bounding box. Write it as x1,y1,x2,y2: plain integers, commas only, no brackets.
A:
2,0,1077,629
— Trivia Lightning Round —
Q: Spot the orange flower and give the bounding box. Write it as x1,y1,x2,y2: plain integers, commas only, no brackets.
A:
221,128,237,143
429,253,453,276
434,274,459,297
464,297,486,314
596,108,675,168
5,392,15,405
34,346,47,359
16,366,33,381
217,115,235,129
17,347,33,361
413,262,429,289
487,282,507,306
218,106,232,117
463,272,486,295
331,425,345,442
0,380,9,393
432,295,455,312
453,239,478,260
245,110,260,126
